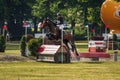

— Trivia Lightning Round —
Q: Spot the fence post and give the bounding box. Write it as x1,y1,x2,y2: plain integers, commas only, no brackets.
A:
113,50,118,61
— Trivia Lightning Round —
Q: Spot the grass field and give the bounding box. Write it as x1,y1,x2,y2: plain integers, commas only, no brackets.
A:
0,62,120,80
4,41,119,54
4,42,20,55
0,41,120,80
76,42,88,52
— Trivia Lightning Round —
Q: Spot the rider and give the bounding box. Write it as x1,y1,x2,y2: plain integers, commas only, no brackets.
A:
57,13,64,25
56,13,64,38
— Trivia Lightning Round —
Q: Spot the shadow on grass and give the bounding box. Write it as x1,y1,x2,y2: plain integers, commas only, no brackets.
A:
84,61,105,64
76,45,87,48
36,61,74,65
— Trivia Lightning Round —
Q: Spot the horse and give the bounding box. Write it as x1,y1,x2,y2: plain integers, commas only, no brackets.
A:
41,18,59,40
41,18,78,55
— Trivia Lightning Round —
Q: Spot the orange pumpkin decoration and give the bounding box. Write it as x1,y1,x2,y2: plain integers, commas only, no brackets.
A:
101,0,120,33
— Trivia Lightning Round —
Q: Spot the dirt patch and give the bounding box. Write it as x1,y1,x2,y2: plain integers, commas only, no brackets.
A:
0,54,35,62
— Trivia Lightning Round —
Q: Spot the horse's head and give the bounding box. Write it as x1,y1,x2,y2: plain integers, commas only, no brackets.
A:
41,17,58,32
41,18,59,40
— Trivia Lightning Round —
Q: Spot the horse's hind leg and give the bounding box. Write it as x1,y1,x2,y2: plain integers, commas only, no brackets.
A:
72,42,78,56
64,40,75,53
64,41,78,56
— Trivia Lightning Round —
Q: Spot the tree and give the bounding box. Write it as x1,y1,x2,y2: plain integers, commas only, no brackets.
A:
0,0,35,40
0,35,6,52
32,0,54,19
0,0,106,39
32,0,105,37
20,35,27,56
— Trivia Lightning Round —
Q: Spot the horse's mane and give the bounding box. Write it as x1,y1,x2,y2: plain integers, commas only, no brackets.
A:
47,18,57,27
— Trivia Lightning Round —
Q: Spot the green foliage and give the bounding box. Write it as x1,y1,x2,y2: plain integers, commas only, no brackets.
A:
0,0,35,40
20,35,26,52
0,0,35,20
32,0,105,36
28,38,42,56
0,0,106,39
32,0,53,19
74,24,87,40
0,35,6,52
75,26,86,36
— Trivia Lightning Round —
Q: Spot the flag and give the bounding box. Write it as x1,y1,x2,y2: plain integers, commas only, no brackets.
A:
92,29,95,33
23,21,28,27
105,24,110,28
3,25,7,30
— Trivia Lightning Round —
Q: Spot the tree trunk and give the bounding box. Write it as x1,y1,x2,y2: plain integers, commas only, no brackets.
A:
71,19,78,55
33,16,37,34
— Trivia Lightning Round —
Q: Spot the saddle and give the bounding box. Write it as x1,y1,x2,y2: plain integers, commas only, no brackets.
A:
46,32,56,40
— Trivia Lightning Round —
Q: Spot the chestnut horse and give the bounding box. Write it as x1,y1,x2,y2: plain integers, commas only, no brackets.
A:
41,18,71,40
41,18,78,55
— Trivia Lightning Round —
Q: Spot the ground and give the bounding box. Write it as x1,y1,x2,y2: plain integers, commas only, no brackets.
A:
0,54,35,62
0,41,120,80
0,41,119,62
0,53,120,62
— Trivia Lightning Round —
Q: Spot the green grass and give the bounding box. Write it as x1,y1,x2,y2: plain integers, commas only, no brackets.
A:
2,41,119,56
0,41,120,80
6,42,20,50
4,50,20,54
2,42,20,55
0,62,120,80
5,41,118,54
76,42,88,52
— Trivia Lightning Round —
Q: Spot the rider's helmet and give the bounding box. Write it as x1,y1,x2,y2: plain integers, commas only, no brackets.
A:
57,13,61,20
57,13,61,16
57,13,64,24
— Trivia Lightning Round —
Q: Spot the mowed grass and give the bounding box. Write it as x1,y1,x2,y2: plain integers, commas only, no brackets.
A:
76,42,88,52
0,41,120,80
0,62,120,80
4,41,117,54
4,42,20,55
